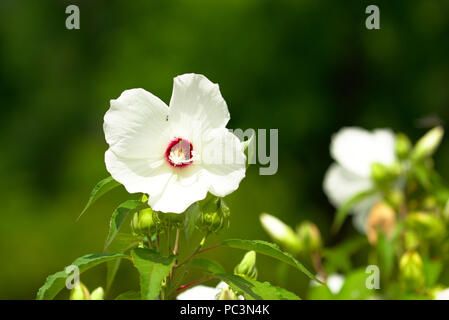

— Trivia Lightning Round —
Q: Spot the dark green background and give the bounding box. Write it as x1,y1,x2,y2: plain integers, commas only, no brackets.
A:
1,0,448,299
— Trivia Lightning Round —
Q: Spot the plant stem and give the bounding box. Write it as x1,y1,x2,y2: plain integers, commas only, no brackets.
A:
173,228,180,255
170,276,213,298
312,252,327,282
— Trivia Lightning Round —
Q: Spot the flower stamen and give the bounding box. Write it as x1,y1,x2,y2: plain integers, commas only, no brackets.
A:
165,138,194,168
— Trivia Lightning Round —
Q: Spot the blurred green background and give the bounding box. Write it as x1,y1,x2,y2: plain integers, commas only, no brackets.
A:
1,0,449,299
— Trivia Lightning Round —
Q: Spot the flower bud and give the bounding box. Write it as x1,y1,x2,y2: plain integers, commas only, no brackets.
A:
296,221,322,253
217,286,239,300
404,230,419,251
405,212,445,240
90,287,104,300
365,202,396,245
412,126,444,160
396,133,412,159
399,251,425,291
70,281,88,300
370,162,392,184
234,251,257,280
131,207,160,236
259,213,301,255
198,196,230,233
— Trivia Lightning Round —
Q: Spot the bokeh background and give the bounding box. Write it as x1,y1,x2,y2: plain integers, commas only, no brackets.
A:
1,0,449,299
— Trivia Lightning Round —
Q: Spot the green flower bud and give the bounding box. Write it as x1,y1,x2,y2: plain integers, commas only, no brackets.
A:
405,212,445,240
371,162,390,184
70,282,88,300
131,207,160,236
399,251,425,291
404,230,419,251
296,221,322,253
90,287,104,300
396,133,412,159
217,286,239,300
412,126,444,161
259,213,302,255
198,196,230,233
234,251,257,280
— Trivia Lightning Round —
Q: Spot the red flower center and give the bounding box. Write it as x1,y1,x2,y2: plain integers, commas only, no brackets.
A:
165,138,194,168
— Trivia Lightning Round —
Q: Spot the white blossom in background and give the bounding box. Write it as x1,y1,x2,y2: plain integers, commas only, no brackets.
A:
435,288,449,300
310,273,345,295
176,282,243,300
104,74,246,213
323,127,396,232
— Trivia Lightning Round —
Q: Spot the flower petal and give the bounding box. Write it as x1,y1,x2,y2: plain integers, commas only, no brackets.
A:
176,285,221,300
105,150,172,195
200,128,246,197
168,74,230,136
104,88,170,159
330,127,396,177
323,163,373,208
148,165,209,214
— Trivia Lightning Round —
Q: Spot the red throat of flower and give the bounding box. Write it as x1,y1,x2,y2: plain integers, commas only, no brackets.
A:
165,138,194,168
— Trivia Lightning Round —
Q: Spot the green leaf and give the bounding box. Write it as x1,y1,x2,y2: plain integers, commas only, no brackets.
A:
104,200,149,250
131,248,176,300
214,273,300,300
308,284,334,300
331,189,376,233
115,290,140,300
78,176,121,220
190,258,226,274
221,239,319,283
323,236,368,273
184,203,200,242
36,253,128,300
106,233,142,291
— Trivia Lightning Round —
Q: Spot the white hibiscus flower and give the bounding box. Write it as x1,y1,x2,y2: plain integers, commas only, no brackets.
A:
176,281,243,300
104,74,246,213
323,127,396,231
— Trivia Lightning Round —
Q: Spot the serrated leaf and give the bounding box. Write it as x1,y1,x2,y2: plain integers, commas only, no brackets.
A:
106,233,142,290
131,248,176,300
214,273,300,300
190,258,226,274
221,239,319,283
36,253,128,300
115,290,140,300
331,189,376,233
104,200,149,250
78,176,121,220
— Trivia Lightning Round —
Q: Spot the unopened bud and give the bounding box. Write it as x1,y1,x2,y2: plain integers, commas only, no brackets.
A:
370,163,393,184
131,207,160,236
412,126,444,160
365,202,396,245
399,251,425,291
396,133,412,159
198,196,230,233
259,213,301,255
234,251,257,280
404,230,419,251
90,287,104,300
70,281,88,300
217,286,239,300
405,212,445,240
296,221,322,253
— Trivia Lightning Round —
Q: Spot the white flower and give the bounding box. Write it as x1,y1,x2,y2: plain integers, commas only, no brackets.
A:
104,74,246,213
323,127,396,231
176,282,243,300
435,288,449,300
259,213,301,253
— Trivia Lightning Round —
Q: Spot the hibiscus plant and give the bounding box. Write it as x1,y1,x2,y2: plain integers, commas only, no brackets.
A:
261,126,449,300
36,74,317,300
